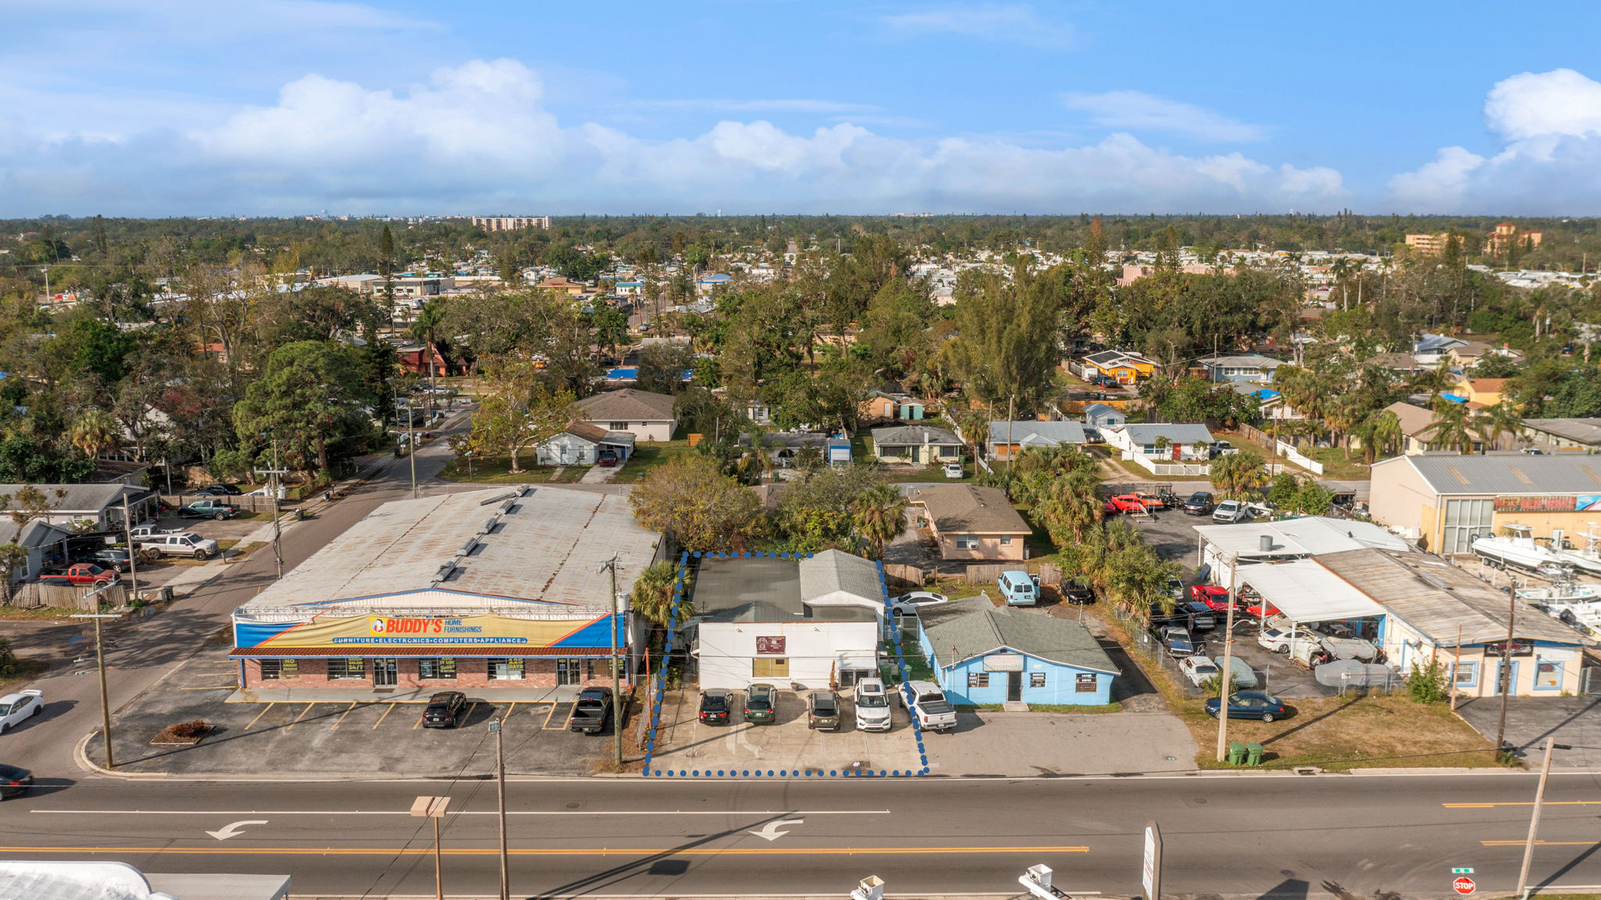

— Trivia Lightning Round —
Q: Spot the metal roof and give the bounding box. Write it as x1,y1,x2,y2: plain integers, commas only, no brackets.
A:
1121,423,1215,445
1239,560,1385,622
1196,516,1412,559
1197,354,1286,369
234,486,662,616
871,425,961,447
798,549,884,609
1522,418,1601,446
987,421,1087,445
690,554,878,624
919,597,1119,674
1395,454,1601,496
0,483,144,514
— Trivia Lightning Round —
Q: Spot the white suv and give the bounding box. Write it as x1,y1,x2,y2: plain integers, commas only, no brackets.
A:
137,531,220,561
853,678,892,732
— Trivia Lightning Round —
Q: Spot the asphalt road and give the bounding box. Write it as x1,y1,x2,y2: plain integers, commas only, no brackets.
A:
2,773,1600,897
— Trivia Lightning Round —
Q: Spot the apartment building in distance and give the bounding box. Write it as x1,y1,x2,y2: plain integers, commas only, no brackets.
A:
1486,222,1542,255
1404,233,1450,255
470,216,551,231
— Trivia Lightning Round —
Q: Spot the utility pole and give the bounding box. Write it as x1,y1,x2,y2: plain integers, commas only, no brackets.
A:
1494,591,1517,757
1450,623,1462,712
1518,736,1572,898
120,494,140,605
1215,557,1239,762
488,720,509,900
407,397,419,500
598,555,625,766
72,585,122,770
257,440,288,579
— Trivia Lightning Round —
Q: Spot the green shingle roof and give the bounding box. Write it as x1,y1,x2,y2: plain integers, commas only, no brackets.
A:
919,597,1119,675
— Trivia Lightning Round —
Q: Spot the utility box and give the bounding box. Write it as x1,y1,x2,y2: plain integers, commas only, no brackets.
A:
1025,864,1053,889
854,876,885,900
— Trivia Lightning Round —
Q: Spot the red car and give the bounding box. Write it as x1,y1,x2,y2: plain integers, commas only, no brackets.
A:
1107,494,1148,513
1190,585,1233,610
1103,499,1121,515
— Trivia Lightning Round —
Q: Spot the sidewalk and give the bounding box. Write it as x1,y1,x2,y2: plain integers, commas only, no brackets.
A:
224,684,587,704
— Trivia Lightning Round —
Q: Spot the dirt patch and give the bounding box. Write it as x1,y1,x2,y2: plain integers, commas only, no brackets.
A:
152,719,211,745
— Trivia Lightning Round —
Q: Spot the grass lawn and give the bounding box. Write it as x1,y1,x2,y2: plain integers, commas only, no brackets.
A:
611,440,692,484
882,463,973,483
1301,445,1372,481
884,644,935,684
1111,457,1213,481
0,605,82,621
436,456,587,484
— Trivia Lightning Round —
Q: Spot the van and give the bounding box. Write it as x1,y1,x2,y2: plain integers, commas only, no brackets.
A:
997,570,1038,606
137,532,220,561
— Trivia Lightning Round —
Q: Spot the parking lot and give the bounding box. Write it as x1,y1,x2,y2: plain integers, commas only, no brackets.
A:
649,688,924,775
85,648,615,778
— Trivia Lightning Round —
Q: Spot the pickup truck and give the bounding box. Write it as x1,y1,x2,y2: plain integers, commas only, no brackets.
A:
179,499,238,520
568,687,614,735
39,563,120,587
900,680,957,733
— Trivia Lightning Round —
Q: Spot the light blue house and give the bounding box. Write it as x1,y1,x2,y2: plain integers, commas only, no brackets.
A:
1083,403,1123,430
916,597,1118,706
1196,353,1285,385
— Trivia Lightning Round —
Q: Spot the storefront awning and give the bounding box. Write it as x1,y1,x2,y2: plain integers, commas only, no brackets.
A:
230,646,613,659
1239,561,1385,623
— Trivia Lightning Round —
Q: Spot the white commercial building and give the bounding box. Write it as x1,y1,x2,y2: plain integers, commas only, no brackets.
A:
1195,516,1413,587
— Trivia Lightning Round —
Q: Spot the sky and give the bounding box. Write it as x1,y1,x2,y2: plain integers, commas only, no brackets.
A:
3,0,1601,217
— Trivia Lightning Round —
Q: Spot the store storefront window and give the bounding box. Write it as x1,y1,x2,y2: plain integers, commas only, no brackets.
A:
328,658,366,680
260,659,298,680
419,658,457,680
1534,660,1562,690
488,658,525,681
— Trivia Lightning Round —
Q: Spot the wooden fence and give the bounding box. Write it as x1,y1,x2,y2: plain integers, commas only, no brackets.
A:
882,564,926,592
963,562,1062,586
6,582,127,610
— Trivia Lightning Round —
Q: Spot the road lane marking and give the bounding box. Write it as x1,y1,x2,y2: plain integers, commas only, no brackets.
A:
206,820,268,841
0,844,1084,856
1482,839,1601,847
332,702,357,730
284,704,315,731
372,702,395,730
1447,801,1601,808
32,809,893,817
244,703,275,731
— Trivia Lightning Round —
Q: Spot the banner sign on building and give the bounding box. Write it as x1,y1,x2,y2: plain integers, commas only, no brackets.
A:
238,614,610,649
1493,495,1601,512
755,636,786,655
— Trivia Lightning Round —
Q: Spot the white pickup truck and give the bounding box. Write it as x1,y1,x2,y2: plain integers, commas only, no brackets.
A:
900,680,957,733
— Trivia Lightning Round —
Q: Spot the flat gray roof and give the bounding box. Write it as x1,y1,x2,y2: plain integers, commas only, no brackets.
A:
691,555,878,624
1387,454,1601,496
235,486,662,616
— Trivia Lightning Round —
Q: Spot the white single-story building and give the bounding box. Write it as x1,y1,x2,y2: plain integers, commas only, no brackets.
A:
1194,516,1414,587
1103,423,1213,473
535,423,636,466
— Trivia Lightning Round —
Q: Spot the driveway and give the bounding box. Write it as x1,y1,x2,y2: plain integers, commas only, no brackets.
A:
1453,694,1601,768
648,688,923,776
924,710,1197,776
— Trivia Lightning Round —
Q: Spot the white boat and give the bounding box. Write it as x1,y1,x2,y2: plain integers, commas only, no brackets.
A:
1551,525,1601,576
1538,599,1601,638
1472,525,1569,573
1517,580,1601,604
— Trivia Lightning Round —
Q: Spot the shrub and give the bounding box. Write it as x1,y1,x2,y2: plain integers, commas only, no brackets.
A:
1407,657,1448,704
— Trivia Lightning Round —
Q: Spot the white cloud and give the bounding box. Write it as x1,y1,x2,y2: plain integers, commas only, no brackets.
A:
878,4,1073,49
1061,90,1265,142
632,98,882,114
0,59,1349,215
1387,68,1601,213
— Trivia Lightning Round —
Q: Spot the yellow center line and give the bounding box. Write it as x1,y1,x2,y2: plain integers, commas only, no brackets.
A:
331,701,358,730
0,845,1089,857
371,702,395,730
244,703,275,731
1482,839,1601,847
1446,801,1601,808
285,704,315,732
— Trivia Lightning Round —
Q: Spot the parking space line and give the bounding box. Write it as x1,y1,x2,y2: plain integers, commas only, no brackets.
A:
412,712,425,730
541,702,558,730
245,703,275,731
331,702,358,730
503,702,516,722
285,704,315,732
178,686,235,691
372,703,395,730
465,702,479,724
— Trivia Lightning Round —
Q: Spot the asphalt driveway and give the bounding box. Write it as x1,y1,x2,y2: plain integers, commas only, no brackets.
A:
1453,694,1601,767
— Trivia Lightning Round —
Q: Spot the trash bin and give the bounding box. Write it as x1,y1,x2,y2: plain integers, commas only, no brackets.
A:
1227,741,1247,765
294,508,306,521
1246,742,1264,766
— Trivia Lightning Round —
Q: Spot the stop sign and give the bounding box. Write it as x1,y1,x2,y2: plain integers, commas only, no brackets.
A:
1453,876,1476,895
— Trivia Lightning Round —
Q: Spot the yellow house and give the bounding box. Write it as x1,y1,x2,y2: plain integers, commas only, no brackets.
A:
1080,350,1158,385
1454,378,1509,408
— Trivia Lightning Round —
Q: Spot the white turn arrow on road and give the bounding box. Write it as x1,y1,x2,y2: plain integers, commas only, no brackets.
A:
206,820,268,841
747,818,804,842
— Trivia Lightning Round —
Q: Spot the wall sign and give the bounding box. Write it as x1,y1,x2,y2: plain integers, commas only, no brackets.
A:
755,636,786,655
983,654,1024,672
1075,673,1097,692
1483,640,1534,658
1493,495,1601,512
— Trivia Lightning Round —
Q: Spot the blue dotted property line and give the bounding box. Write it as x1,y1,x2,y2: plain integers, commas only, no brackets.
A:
639,551,930,778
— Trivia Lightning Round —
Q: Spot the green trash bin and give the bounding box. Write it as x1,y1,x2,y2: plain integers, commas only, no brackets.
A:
1227,741,1247,765
1246,742,1264,766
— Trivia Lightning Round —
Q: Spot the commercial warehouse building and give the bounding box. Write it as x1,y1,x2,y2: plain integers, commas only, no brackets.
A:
230,486,664,696
1369,454,1601,555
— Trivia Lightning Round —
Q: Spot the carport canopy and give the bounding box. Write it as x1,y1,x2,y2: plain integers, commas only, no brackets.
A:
1238,560,1385,623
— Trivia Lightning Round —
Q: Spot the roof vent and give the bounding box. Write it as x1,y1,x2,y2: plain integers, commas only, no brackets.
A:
500,499,517,514
481,491,519,507
459,538,481,557
1259,534,1273,552
435,563,457,581
484,515,501,533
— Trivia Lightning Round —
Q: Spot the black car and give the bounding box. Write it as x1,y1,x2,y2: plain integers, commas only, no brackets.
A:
195,484,242,496
698,689,731,725
0,763,33,799
1183,491,1215,515
421,691,468,729
1061,576,1095,605
1180,600,1217,631
88,548,133,572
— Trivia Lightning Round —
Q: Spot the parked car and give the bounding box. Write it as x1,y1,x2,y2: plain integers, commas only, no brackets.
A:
1258,620,1321,653
888,591,948,617
0,763,34,799
1183,491,1215,515
194,484,242,496
1244,501,1276,520
245,485,285,500
1190,585,1233,611
1158,626,1202,658
853,678,891,732
1083,427,1104,444
1178,656,1222,688
87,549,133,572
568,687,614,734
997,570,1038,606
742,683,777,725
179,499,238,520
1212,500,1248,523
596,452,620,468
137,532,219,560
1132,491,1166,510
421,691,468,729
1205,691,1289,722
1180,600,1217,631
1060,576,1095,605
1164,577,1185,601
1238,595,1282,619
698,689,732,725
1107,494,1148,514
942,462,964,479
900,681,957,733
806,691,841,731
0,690,44,734
1209,440,1240,459
129,524,182,541
39,563,119,587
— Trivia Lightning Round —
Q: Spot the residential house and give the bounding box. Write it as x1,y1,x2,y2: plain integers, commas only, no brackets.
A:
858,389,925,422
1195,353,1284,385
870,426,962,465
1083,403,1124,430
536,277,587,297
1381,401,1483,455
1412,333,1468,366
917,597,1118,706
0,483,156,532
1449,342,1524,371
1520,418,1601,451
1103,423,1214,473
986,421,1087,461
575,389,678,442
906,484,1031,561
737,432,849,469
534,423,636,466
1080,350,1158,385
695,273,733,295
1369,352,1424,377
1451,378,1510,408
1,519,79,587
396,342,450,376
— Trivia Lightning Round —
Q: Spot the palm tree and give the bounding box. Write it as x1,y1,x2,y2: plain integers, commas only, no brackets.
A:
1407,358,1456,401
1356,410,1403,464
68,407,121,460
1423,396,1475,454
1209,449,1269,500
630,561,689,630
1475,401,1524,454
851,482,910,559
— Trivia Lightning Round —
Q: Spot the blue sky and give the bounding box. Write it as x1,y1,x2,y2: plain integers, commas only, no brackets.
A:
3,0,1600,216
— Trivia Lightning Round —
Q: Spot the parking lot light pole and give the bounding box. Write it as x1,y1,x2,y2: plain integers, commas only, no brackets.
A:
72,583,123,770
119,494,140,602
256,439,288,579
488,720,509,900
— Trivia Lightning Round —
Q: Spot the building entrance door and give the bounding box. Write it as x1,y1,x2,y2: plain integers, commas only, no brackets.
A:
1007,671,1023,702
373,658,397,687
557,658,583,686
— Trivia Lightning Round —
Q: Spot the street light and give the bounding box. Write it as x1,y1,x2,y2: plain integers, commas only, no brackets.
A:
487,720,509,900
597,555,626,766
72,581,124,770
409,795,451,900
